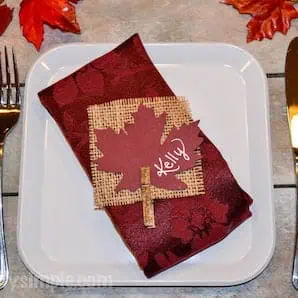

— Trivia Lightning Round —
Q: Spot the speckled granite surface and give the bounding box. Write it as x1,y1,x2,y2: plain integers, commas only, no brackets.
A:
0,0,297,296
1,0,298,81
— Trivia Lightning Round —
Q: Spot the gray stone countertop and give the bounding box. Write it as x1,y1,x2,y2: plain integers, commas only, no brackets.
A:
0,0,298,297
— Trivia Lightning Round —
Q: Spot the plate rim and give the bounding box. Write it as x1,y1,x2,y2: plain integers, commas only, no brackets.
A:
17,41,275,286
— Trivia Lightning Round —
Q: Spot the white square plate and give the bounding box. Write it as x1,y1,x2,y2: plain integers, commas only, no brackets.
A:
18,42,274,286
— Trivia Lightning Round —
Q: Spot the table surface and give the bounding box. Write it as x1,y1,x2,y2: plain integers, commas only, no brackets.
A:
0,0,297,297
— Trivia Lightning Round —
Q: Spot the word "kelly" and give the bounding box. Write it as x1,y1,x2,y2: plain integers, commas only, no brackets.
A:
154,138,190,177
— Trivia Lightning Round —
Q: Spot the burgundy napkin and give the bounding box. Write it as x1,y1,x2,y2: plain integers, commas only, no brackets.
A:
39,34,253,278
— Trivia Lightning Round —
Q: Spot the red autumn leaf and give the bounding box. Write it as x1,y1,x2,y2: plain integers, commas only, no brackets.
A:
19,0,81,50
95,104,203,192
0,1,13,36
221,0,298,42
171,217,193,243
154,251,179,268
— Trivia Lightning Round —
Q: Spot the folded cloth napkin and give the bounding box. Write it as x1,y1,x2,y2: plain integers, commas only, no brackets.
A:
39,34,253,278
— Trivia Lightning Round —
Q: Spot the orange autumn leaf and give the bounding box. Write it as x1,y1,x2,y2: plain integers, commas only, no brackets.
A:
221,0,298,42
0,1,13,36
19,0,81,50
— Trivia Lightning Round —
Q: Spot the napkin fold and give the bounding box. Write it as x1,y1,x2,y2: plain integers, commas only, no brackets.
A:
39,34,253,278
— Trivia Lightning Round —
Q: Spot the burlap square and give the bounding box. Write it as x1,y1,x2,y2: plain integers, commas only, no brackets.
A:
88,96,205,208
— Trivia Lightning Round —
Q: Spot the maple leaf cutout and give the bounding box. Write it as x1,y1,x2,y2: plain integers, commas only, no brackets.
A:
0,0,13,36
95,105,203,192
19,0,81,50
221,0,298,42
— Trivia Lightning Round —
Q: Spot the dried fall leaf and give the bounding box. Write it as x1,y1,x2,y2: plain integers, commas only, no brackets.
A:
0,2,13,36
221,0,298,42
95,105,203,192
19,0,81,50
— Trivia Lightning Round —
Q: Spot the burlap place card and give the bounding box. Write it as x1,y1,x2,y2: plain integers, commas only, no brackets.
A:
87,96,205,211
